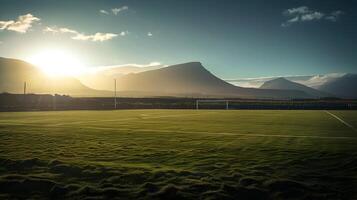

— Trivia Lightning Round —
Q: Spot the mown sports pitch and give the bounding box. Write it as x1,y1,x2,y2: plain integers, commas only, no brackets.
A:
0,110,357,199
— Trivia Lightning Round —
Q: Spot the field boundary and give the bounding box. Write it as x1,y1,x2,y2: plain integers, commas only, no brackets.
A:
324,111,357,132
84,126,357,140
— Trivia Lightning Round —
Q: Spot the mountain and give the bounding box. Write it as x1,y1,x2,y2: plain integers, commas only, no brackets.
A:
260,77,330,98
226,73,346,89
0,57,110,96
0,58,313,98
78,64,164,90
113,62,311,98
98,64,164,75
317,74,357,98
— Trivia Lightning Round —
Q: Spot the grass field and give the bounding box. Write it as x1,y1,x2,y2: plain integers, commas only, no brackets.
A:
0,110,357,199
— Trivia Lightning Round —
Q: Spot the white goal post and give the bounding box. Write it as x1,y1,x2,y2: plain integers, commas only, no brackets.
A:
196,100,230,110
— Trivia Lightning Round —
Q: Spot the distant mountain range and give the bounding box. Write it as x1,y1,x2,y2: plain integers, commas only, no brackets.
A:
92,62,310,98
0,57,355,99
228,73,357,98
226,73,346,89
260,77,330,98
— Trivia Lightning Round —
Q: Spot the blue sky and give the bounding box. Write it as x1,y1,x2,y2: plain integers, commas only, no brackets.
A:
0,0,356,78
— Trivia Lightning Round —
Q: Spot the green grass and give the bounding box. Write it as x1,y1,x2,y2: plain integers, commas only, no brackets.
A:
0,110,356,199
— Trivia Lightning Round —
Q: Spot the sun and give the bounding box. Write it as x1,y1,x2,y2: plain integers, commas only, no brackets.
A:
27,49,86,77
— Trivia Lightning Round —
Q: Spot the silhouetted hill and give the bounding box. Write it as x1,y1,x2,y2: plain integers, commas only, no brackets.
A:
0,57,110,96
114,62,311,98
318,74,357,98
79,64,164,91
260,77,330,98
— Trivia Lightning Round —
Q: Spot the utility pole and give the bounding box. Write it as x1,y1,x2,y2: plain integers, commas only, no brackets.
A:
52,80,56,110
23,81,27,109
114,79,117,109
53,94,57,110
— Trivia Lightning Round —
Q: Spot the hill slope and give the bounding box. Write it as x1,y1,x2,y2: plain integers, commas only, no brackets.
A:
114,62,311,98
0,57,109,96
260,77,330,97
317,74,357,98
79,64,164,91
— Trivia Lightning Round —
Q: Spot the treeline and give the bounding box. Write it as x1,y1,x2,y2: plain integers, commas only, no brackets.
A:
0,93,356,111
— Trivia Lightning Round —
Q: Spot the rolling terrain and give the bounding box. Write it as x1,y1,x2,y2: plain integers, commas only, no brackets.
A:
0,110,356,199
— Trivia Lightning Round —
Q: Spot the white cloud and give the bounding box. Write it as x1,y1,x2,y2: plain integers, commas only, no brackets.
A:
100,6,128,16
72,32,118,42
0,14,40,33
100,10,110,15
284,6,309,15
120,31,129,36
0,21,14,30
43,26,58,33
282,6,344,27
147,32,153,37
59,27,78,34
301,12,324,21
302,73,345,88
281,16,299,27
325,10,344,22
43,26,119,42
112,6,129,15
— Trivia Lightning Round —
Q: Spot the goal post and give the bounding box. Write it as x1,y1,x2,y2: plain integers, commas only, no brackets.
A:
196,100,229,110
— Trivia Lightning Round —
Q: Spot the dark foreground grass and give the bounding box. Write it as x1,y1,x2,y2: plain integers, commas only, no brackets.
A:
0,110,356,199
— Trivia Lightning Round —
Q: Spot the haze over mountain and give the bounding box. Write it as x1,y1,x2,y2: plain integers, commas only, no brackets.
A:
79,63,164,91
226,73,345,89
260,77,330,98
0,57,110,96
317,74,357,98
110,62,310,98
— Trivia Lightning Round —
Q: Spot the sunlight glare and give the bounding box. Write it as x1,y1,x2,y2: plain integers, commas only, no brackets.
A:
27,49,86,77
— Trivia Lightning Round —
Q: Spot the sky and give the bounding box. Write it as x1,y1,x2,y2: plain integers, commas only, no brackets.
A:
0,0,356,79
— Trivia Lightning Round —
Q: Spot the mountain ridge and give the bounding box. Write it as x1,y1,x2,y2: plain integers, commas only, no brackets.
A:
0,57,322,99
113,62,311,98
260,77,330,97
317,73,357,98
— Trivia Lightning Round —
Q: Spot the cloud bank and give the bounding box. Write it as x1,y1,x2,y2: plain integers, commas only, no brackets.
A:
282,6,344,27
0,14,40,33
44,27,120,42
